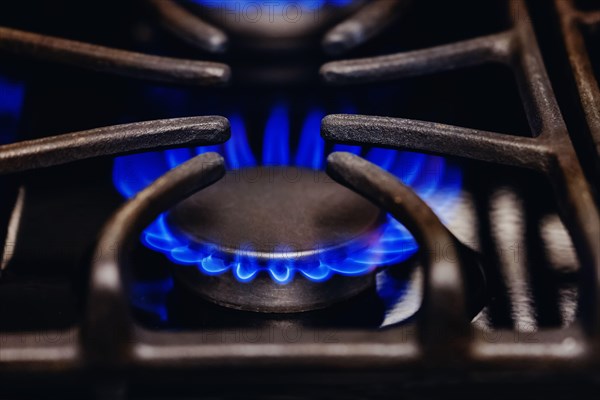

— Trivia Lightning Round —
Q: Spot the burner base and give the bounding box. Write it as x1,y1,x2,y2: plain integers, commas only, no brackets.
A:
173,267,375,313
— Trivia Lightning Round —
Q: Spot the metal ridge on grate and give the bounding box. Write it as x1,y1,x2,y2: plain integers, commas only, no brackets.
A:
555,0,600,184
0,26,231,86
146,0,229,53
0,117,230,175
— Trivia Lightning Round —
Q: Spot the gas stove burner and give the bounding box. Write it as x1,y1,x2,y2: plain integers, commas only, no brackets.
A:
2,0,600,394
168,166,385,269
167,166,383,312
113,103,463,312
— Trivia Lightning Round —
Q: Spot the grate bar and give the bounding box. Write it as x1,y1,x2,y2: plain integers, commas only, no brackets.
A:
147,0,228,53
321,32,513,84
0,329,80,373
0,117,230,174
322,0,411,56
326,152,471,359
0,27,230,86
577,10,600,26
556,0,600,178
321,114,550,169
83,153,226,367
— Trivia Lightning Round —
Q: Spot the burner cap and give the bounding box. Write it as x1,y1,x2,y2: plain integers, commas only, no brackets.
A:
168,166,385,263
167,166,385,312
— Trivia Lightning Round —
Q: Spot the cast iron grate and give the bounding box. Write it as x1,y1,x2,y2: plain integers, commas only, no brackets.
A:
319,0,600,383
0,1,598,399
555,0,600,184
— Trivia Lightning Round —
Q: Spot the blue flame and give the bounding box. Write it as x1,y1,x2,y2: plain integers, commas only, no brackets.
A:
188,0,356,11
226,114,256,169
263,103,290,166
114,104,462,284
131,277,174,322
296,108,325,170
0,76,25,144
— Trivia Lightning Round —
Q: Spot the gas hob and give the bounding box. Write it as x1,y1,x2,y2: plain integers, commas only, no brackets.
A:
0,1,599,399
